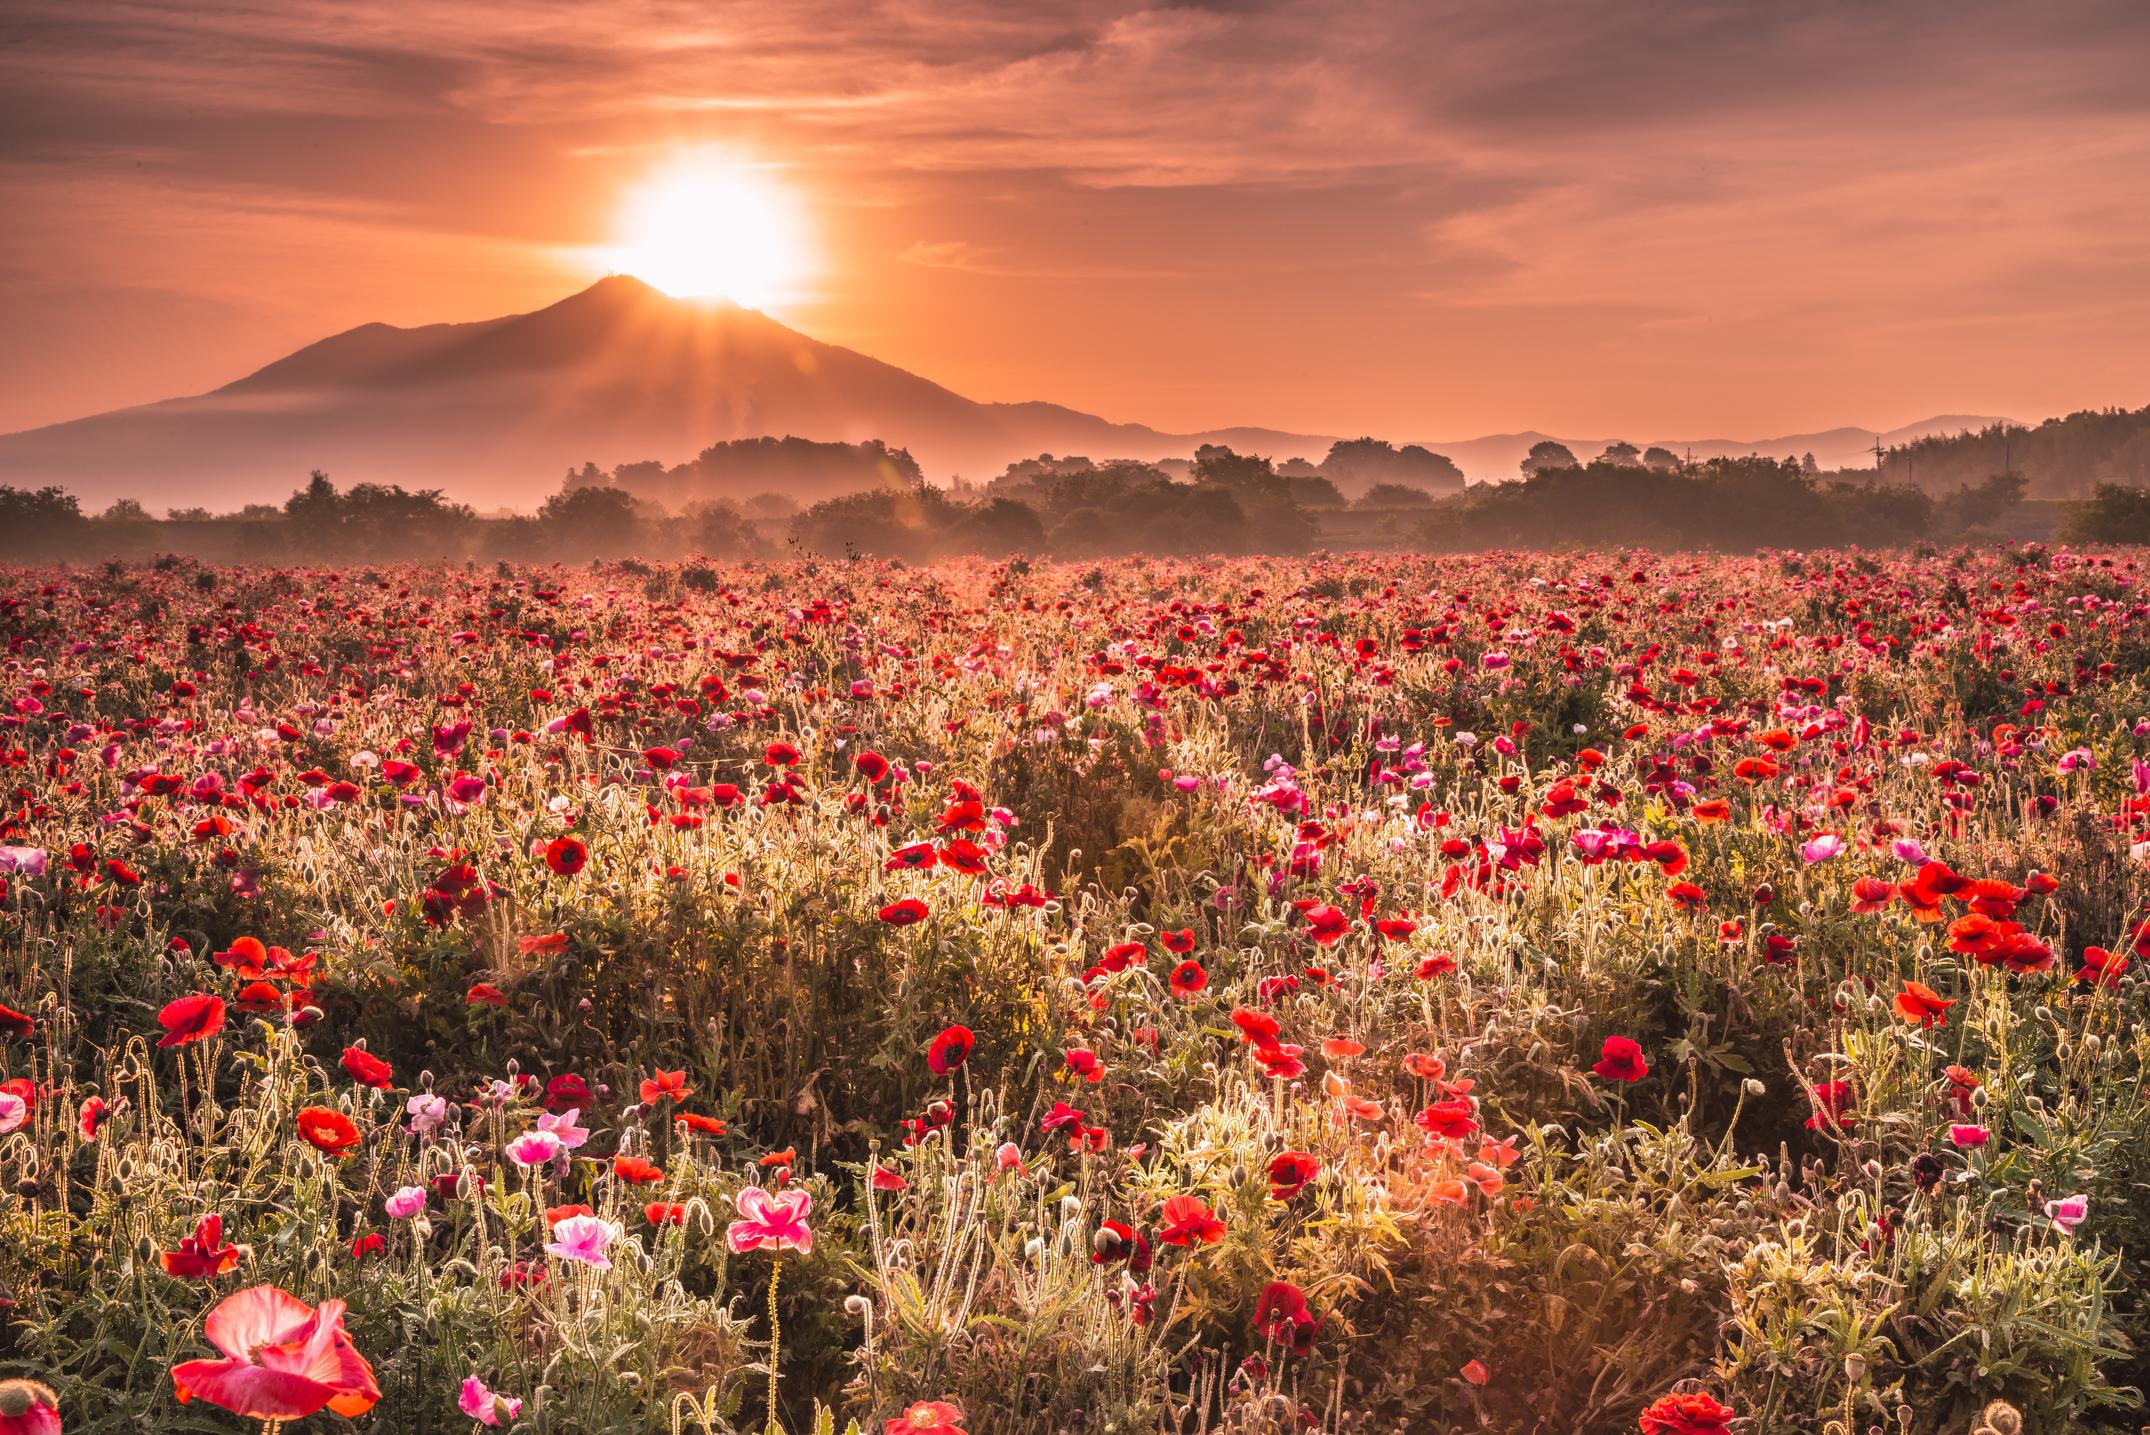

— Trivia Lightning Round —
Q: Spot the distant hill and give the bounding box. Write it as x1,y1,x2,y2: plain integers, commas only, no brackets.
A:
0,275,2017,508
0,277,1328,510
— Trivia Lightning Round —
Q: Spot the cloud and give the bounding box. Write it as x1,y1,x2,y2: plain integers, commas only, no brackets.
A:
899,239,1183,280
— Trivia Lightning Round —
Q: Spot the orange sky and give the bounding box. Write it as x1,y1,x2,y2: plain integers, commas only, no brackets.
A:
4,1,2149,442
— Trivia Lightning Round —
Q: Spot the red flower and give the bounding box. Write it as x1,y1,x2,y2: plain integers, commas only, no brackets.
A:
1414,1097,1479,1141
639,1068,692,1105
338,1047,393,1089
2077,945,2130,988
295,1107,362,1157
1591,1035,1649,1083
645,1202,687,1226
927,1025,974,1075
1160,928,1196,954
612,1155,665,1184
171,1284,379,1421
1637,1391,1737,1435
78,1093,109,1140
543,835,587,876
1091,1219,1152,1273
675,1111,728,1136
1267,1150,1319,1200
1169,959,1207,998
1298,904,1349,944
0,1004,34,1040
764,740,800,767
1157,1193,1224,1246
879,898,929,925
544,1073,592,1111
156,993,226,1048
855,750,891,783
886,1400,967,1435
466,982,508,1006
0,1379,60,1433
161,1213,242,1279
1892,981,1956,1027
1805,1080,1856,1132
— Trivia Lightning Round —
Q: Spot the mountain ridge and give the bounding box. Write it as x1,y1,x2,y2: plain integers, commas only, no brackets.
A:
0,276,2010,509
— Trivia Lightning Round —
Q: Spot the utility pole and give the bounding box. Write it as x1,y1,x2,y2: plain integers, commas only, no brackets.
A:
1871,435,1886,484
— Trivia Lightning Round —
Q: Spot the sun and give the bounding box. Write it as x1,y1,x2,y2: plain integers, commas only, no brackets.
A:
596,155,811,308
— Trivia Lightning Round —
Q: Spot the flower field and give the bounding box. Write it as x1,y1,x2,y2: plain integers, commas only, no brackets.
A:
2,547,2149,1434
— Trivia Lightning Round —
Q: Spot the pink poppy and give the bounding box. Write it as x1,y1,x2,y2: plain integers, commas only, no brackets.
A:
726,1184,813,1255
459,1375,524,1427
544,1213,622,1268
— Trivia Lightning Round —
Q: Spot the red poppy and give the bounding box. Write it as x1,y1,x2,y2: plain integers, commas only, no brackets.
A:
161,1213,242,1279
544,1073,592,1111
1805,1080,1856,1132
338,1047,393,1089
764,741,800,767
1169,959,1207,997
855,750,891,783
639,1069,692,1105
156,993,226,1048
927,1025,975,1075
1415,1097,1479,1141
879,898,930,925
1637,1391,1737,1435
295,1107,362,1157
1298,904,1349,944
645,1202,687,1226
885,842,937,871
612,1155,665,1184
1267,1150,1319,1200
171,1284,379,1420
1591,1035,1649,1083
2077,945,2129,988
78,1093,109,1140
1160,928,1196,953
543,836,587,876
1156,1194,1224,1246
466,982,508,1006
0,1004,32,1040
1892,981,1956,1027
675,1111,728,1137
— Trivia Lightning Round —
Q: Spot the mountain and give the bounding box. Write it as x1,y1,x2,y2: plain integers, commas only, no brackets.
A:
0,277,1333,511
0,276,2009,508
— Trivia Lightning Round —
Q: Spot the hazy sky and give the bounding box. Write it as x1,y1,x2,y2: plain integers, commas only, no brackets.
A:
4,0,2149,441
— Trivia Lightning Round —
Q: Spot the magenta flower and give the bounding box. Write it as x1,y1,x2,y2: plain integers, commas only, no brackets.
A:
1800,834,1844,864
505,1130,563,1167
726,1185,813,1256
2046,1194,2089,1235
384,1186,427,1220
1948,1124,1990,1149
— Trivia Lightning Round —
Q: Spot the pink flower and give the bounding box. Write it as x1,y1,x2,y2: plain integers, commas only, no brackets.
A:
505,1130,563,1167
170,1284,380,1420
1800,834,1844,864
544,1213,621,1269
384,1186,427,1220
538,1107,589,1150
726,1184,813,1256
2046,1194,2089,1235
1948,1124,1990,1149
0,1091,26,1136
458,1375,524,1427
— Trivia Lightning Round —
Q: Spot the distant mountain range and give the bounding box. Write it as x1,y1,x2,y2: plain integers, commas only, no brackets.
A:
0,275,2008,509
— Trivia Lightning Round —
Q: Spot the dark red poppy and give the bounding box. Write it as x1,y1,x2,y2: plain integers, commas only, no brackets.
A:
0,1003,33,1039
339,1047,393,1089
543,836,587,876
1591,1035,1649,1083
927,1024,974,1074
1267,1150,1319,1200
879,898,929,925
1169,959,1207,998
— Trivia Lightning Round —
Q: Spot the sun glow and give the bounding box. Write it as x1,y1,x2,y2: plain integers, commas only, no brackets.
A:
596,155,811,308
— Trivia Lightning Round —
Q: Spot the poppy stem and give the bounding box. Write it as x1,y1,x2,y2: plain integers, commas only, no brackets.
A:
766,1254,783,1433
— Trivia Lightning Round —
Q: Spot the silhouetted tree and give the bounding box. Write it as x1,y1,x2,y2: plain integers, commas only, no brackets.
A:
1643,446,1681,471
1598,441,1642,466
1520,440,1578,476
